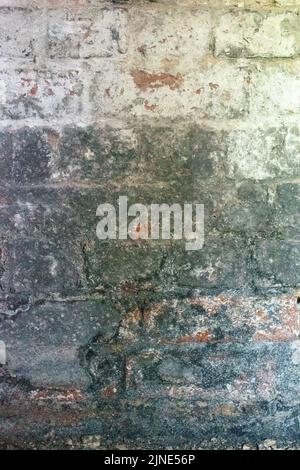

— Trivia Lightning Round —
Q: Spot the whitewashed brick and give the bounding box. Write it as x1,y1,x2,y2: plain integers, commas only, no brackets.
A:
128,8,211,72
90,60,249,119
215,10,298,58
48,7,128,59
0,69,83,119
227,127,300,180
0,8,46,58
249,62,300,117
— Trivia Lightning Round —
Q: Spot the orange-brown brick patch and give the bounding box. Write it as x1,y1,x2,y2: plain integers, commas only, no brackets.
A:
131,69,184,92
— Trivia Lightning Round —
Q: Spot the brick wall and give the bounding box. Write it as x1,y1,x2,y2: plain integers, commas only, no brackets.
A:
0,0,300,450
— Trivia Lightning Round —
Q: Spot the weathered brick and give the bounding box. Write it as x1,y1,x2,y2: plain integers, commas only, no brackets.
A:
128,8,211,72
51,125,137,183
138,125,227,180
272,183,300,239
123,342,300,404
0,186,80,242
48,7,128,59
1,183,199,289
119,294,299,344
0,182,263,292
215,10,298,58
172,237,252,289
89,60,131,117
5,239,86,294
226,126,300,180
0,128,55,184
215,180,275,236
0,125,138,185
0,300,121,387
91,60,249,119
83,239,172,288
254,240,300,288
249,62,300,117
0,181,188,241
0,69,83,119
52,124,227,183
0,8,46,58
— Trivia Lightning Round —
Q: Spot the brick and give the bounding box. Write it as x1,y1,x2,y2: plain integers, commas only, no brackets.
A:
119,294,299,344
274,182,300,219
83,239,172,288
53,124,227,184
1,184,199,289
254,240,300,288
91,60,249,119
5,239,86,294
215,10,298,58
226,127,300,180
128,8,211,72
123,342,300,404
0,183,260,291
274,183,300,214
0,125,138,185
12,128,54,183
52,125,137,183
0,300,121,387
0,8,46,59
0,128,55,184
215,180,276,236
27,187,108,242
48,7,128,59
0,69,83,119
272,183,300,239
0,186,80,242
249,62,300,117
219,202,274,237
138,125,227,181
89,60,132,117
172,237,252,289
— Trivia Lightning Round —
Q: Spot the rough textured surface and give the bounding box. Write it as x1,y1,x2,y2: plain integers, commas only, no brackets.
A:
0,0,300,450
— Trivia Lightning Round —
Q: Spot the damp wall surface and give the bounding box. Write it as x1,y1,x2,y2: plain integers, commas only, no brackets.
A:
1,0,300,449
